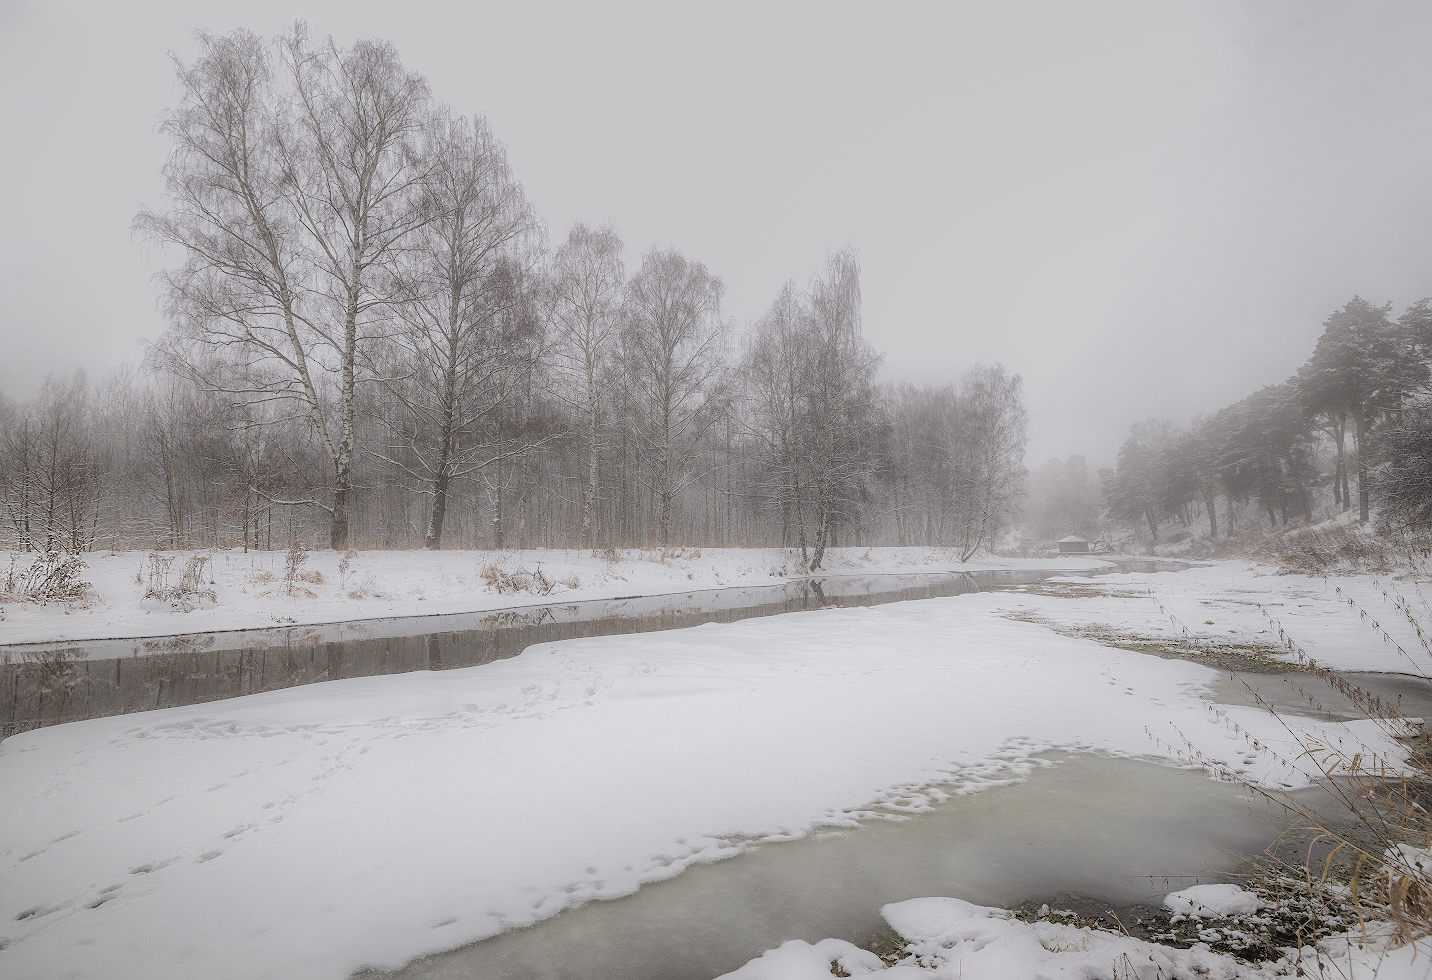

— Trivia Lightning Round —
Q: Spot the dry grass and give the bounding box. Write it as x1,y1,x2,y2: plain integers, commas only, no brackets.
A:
281,541,310,596
0,551,95,607
1007,609,1293,673
1008,582,1144,600
142,552,216,611
1261,521,1432,576
479,561,557,596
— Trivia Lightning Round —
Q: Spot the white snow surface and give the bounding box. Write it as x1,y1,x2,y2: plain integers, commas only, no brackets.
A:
714,938,886,979
0,546,1114,645
1001,561,1432,675
718,896,1432,979
1164,883,1265,918
0,585,1405,980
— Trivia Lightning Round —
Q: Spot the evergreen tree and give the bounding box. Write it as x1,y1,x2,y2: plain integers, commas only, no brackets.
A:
1297,297,1426,521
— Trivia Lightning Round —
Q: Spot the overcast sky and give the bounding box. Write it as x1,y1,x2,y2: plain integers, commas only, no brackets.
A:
2,0,1430,466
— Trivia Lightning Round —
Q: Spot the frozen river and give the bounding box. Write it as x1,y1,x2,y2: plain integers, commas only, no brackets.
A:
365,752,1286,980
366,669,1432,980
5,557,1422,980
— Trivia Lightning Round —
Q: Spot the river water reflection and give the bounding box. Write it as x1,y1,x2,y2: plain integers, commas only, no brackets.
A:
0,560,1183,736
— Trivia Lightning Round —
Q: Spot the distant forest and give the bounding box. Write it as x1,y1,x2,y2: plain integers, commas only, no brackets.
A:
0,27,1028,566
1028,296,1432,547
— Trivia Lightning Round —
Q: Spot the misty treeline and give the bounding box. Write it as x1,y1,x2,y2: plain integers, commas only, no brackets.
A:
1099,296,1432,545
0,26,1028,566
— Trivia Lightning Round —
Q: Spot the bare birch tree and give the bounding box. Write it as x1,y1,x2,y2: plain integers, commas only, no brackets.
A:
949,364,1028,559
740,252,880,568
621,248,727,545
276,25,433,548
547,223,624,547
0,374,107,554
375,110,543,550
740,281,808,549
139,26,434,551
0,392,38,551
135,30,317,530
798,250,881,569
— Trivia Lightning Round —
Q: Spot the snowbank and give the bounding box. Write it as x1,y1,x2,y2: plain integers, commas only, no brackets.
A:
1165,883,1265,918
0,546,1116,646
0,590,1401,980
718,895,1432,979
716,938,885,979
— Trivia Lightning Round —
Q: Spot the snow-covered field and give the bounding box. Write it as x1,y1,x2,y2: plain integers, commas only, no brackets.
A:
0,546,1115,645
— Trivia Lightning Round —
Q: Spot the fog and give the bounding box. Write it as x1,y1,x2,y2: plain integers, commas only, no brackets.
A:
2,0,1430,465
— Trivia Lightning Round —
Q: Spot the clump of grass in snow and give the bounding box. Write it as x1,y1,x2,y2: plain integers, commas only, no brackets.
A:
0,551,95,607
337,550,357,589
479,560,556,595
143,552,216,611
282,542,312,597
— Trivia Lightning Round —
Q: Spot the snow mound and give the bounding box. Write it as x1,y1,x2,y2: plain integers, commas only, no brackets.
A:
878,897,1248,977
722,897,1432,979
716,896,1253,978
880,896,1011,943
1164,883,1264,918
716,938,885,978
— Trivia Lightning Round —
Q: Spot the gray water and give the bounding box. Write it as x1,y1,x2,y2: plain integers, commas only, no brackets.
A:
1210,669,1432,722
1,559,1183,735
364,752,1303,980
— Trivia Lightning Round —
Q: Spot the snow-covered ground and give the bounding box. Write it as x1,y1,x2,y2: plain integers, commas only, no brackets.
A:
1,565,1412,980
719,893,1432,979
0,546,1116,645
999,561,1432,675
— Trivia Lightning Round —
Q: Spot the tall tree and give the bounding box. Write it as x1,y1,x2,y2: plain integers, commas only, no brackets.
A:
547,223,625,547
277,25,434,548
1171,419,1223,539
1298,297,1426,521
799,251,882,569
621,248,727,546
1106,419,1180,542
377,111,542,550
138,26,434,550
948,364,1027,559
0,373,107,553
1374,396,1432,532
